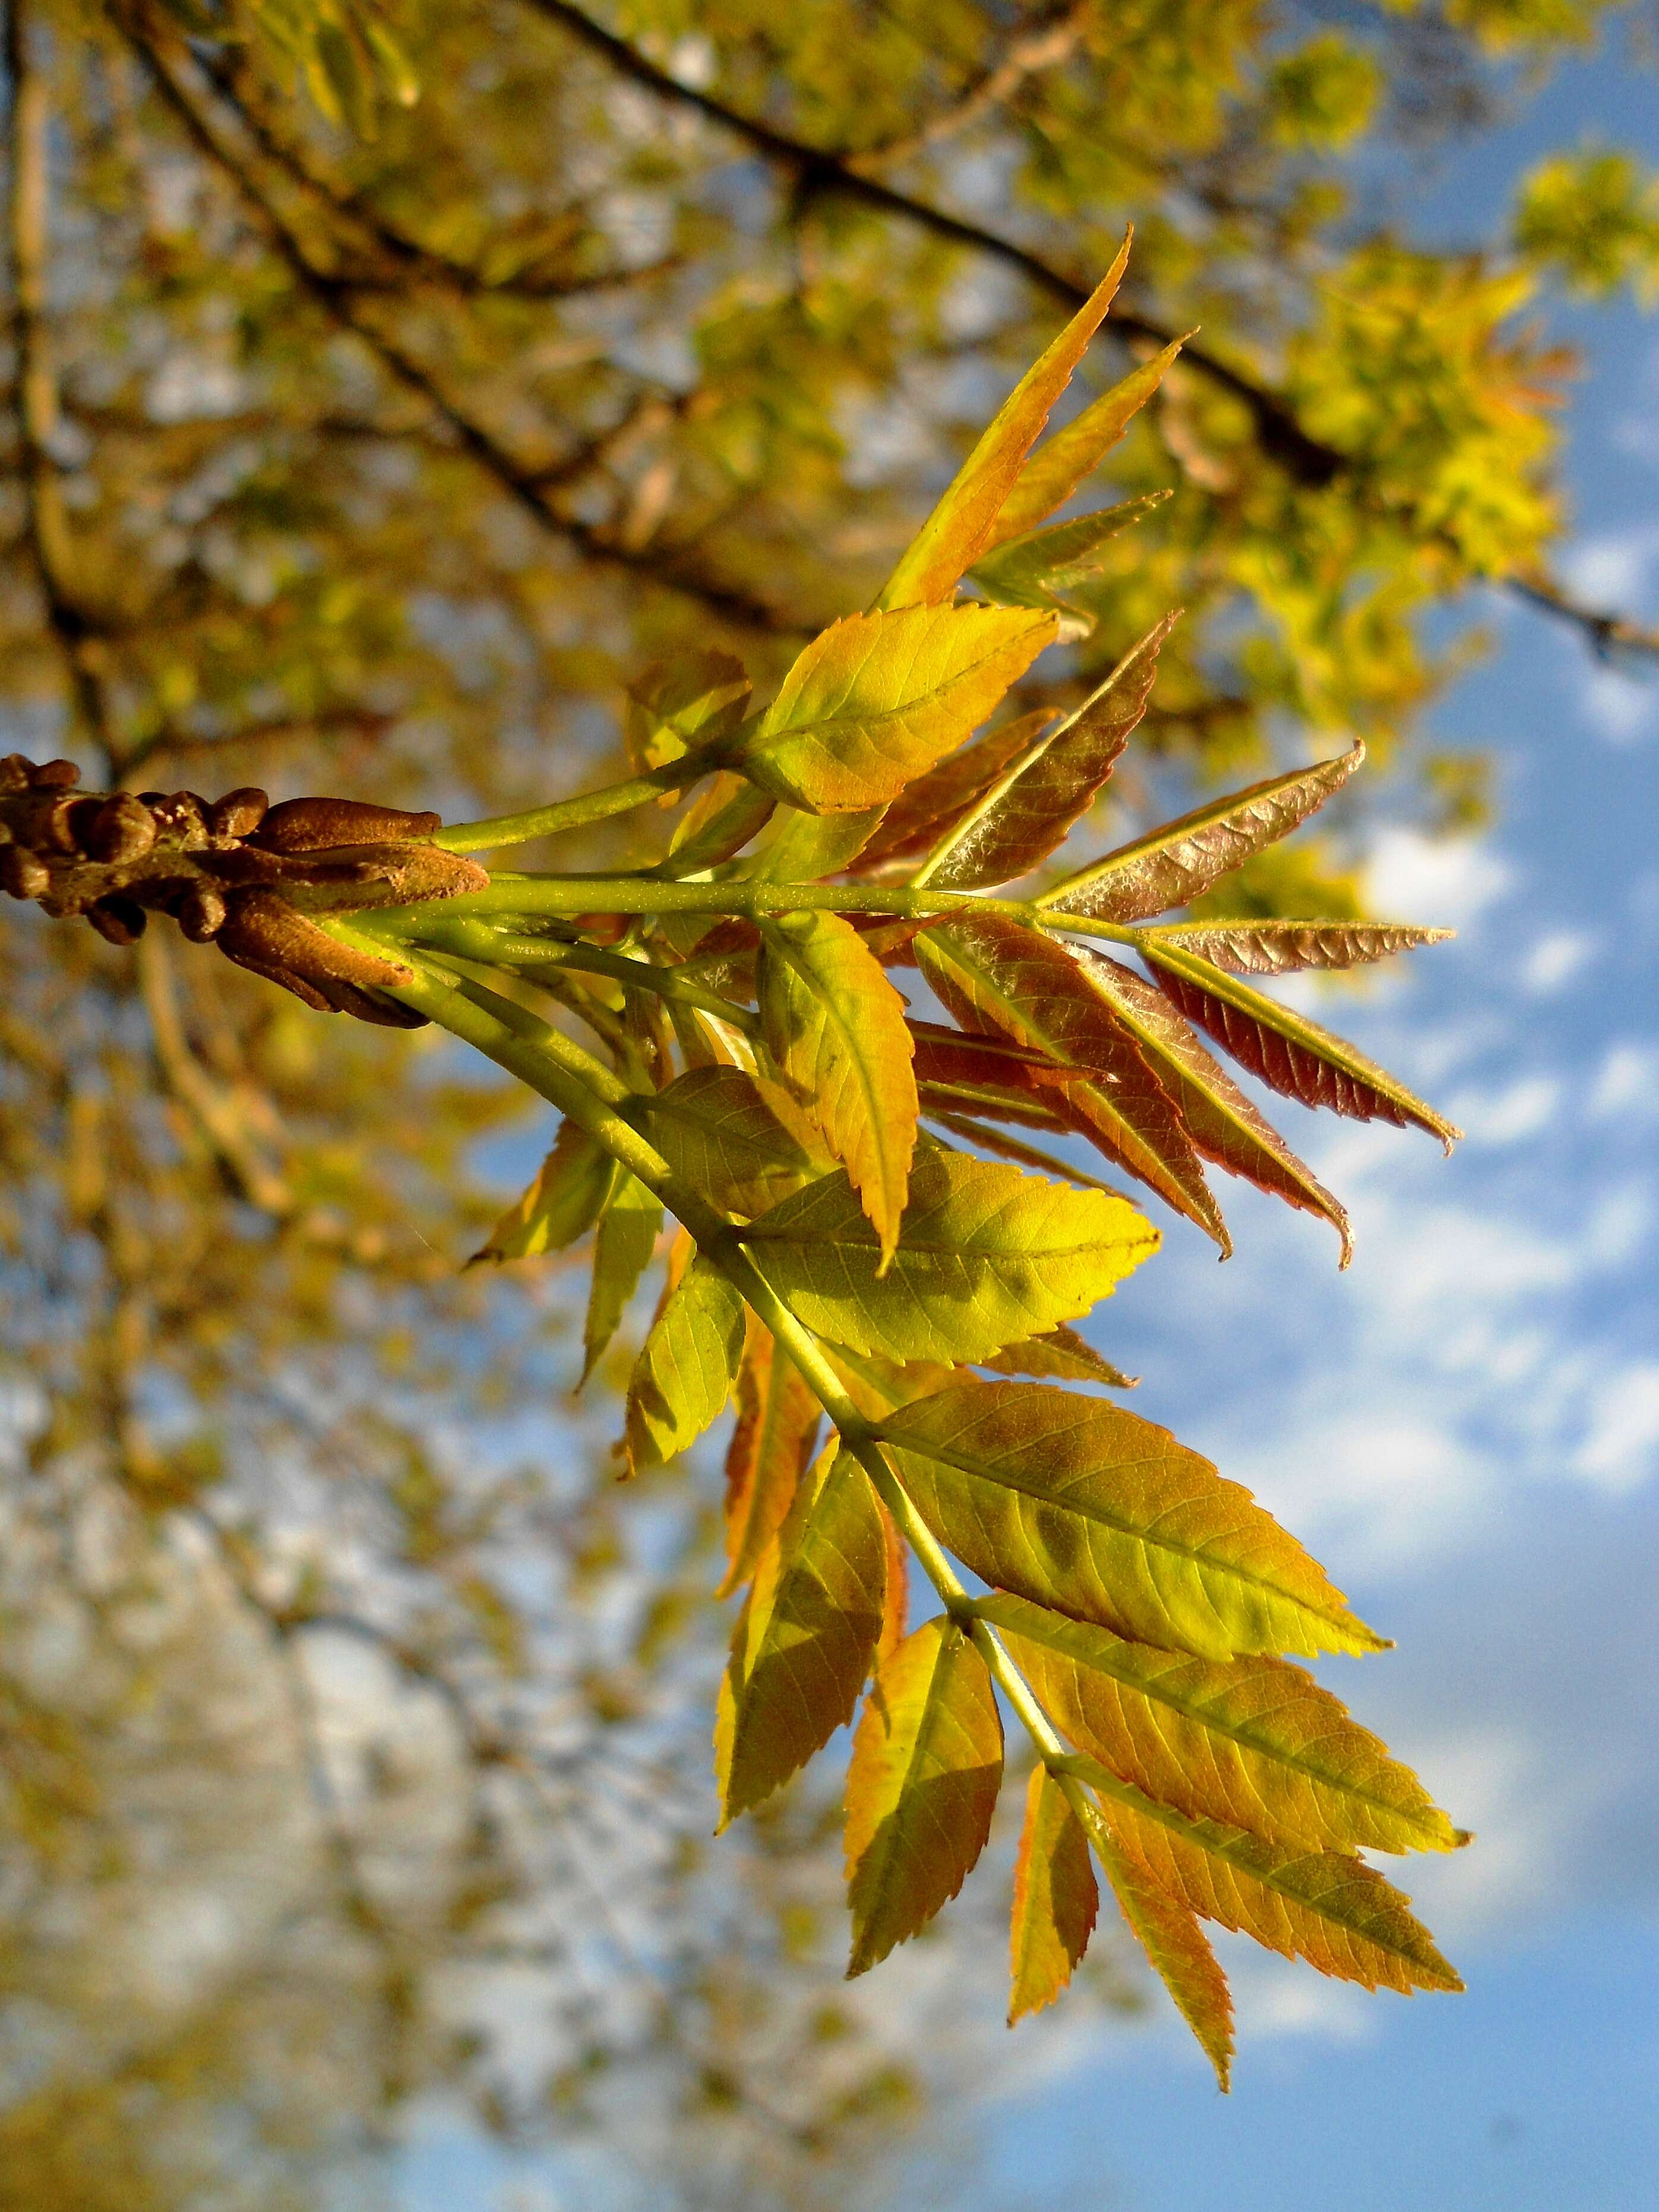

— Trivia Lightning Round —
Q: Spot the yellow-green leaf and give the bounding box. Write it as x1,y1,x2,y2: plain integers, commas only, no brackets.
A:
985,1594,1463,1855
742,1152,1158,1365
736,605,1056,814
881,1380,1385,1660
985,334,1191,549
1009,1767,1099,2024
845,1617,1004,1975
716,1443,887,1826
967,493,1169,622
624,1255,745,1472
979,1325,1137,1389
581,1169,663,1383
1085,1764,1463,1996
877,239,1131,610
625,649,752,778
758,910,918,1266
1075,1794,1234,2089
468,1117,612,1265
1044,745,1365,921
719,1316,821,1596
641,1066,822,1219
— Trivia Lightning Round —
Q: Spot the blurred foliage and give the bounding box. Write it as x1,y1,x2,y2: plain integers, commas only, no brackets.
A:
1,0,1657,2200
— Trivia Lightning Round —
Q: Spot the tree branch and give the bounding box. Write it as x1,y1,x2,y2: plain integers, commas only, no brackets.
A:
844,1,1093,172
119,10,796,635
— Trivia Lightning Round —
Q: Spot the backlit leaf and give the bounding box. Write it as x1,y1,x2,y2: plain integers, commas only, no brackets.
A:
468,1117,612,1264
736,605,1056,813
882,1380,1384,1660
716,1443,886,1825
916,918,1230,1252
877,240,1130,609
758,910,919,1264
985,1594,1463,1855
742,1153,1158,1365
854,710,1054,872
1075,1795,1234,2088
719,1316,821,1596
625,649,753,778
1085,1766,1463,1995
1009,1767,1099,2023
844,1617,1004,1975
925,1113,1139,1199
925,615,1178,890
1143,941,1461,1148
1044,744,1364,921
581,1169,664,1383
749,801,890,882
986,333,1191,547
979,1325,1137,1389
624,1256,745,1472
641,1066,822,1219
968,494,1169,617
1142,920,1454,976
1067,952,1353,1261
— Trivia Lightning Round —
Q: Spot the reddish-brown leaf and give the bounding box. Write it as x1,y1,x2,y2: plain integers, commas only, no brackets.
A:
915,918,1231,1253
1044,745,1364,922
1144,945,1461,1149
854,710,1055,872
719,1316,822,1596
1143,920,1454,977
1071,951,1353,1263
926,615,1178,890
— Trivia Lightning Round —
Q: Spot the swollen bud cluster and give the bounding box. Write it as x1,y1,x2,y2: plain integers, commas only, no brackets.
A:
0,753,486,1026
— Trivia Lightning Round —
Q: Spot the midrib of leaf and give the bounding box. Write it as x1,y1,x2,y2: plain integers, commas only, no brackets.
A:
898,1428,1384,1653
984,1597,1457,1852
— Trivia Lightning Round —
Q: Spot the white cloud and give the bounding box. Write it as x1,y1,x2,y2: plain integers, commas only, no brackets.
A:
1560,519,1659,609
1573,1364,1659,1493
1365,828,1511,932
1444,1073,1561,1146
1587,1040,1659,1122
1521,929,1598,995
1582,668,1659,746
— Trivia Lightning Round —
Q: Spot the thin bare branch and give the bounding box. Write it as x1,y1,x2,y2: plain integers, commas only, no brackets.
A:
845,1,1092,171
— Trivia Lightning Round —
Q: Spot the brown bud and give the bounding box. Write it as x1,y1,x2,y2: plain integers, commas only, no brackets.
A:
208,786,269,839
0,755,32,794
37,795,89,854
250,797,443,854
84,793,158,865
144,792,209,844
314,978,431,1028
30,759,81,789
1,847,49,900
86,896,148,946
174,881,228,942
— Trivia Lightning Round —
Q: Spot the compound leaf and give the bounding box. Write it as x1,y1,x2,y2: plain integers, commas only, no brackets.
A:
742,1152,1158,1365
1009,1766,1100,2023
845,1617,1004,1975
758,909,919,1264
716,1443,886,1825
882,1380,1384,1660
736,605,1056,813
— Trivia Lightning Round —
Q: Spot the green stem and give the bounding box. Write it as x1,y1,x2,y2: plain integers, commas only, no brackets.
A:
433,746,727,855
356,933,1101,1846
364,873,1141,945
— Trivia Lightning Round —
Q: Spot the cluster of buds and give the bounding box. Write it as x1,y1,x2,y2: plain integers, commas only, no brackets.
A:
0,754,487,1026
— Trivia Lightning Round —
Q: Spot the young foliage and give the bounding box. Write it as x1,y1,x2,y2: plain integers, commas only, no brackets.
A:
4,252,1472,2085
